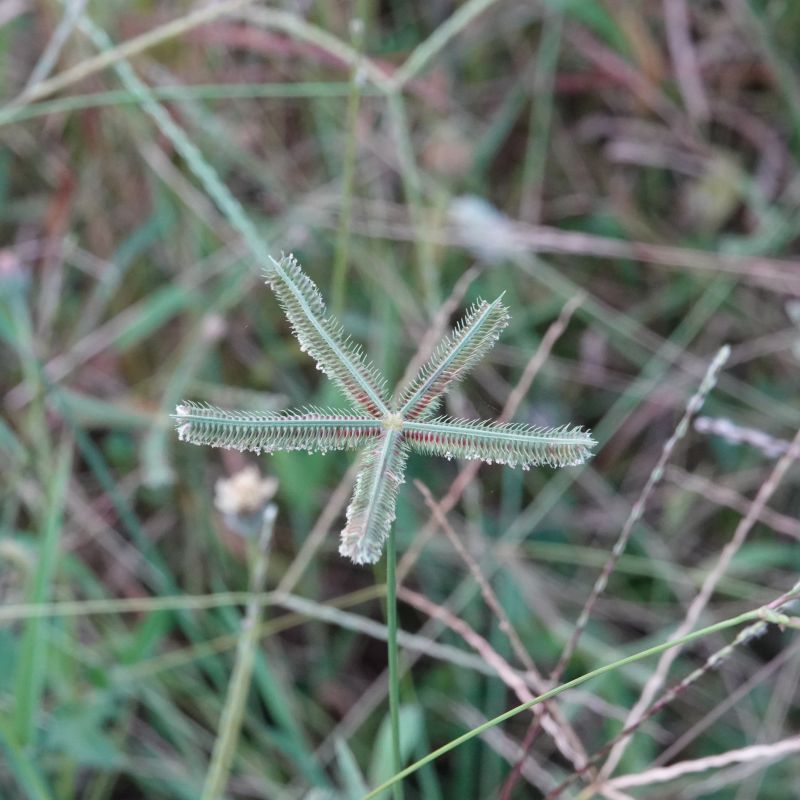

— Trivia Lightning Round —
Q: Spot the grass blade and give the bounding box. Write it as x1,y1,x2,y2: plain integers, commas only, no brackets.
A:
13,440,72,746
201,506,276,800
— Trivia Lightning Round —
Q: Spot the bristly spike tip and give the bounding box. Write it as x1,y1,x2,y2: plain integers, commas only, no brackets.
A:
339,431,409,565
394,294,510,421
263,254,389,417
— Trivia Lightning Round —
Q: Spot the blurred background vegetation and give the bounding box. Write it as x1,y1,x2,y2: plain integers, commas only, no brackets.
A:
1,1,800,798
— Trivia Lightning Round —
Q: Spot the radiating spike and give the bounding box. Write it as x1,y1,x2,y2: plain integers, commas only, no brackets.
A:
395,295,510,420
403,417,596,468
264,254,389,416
174,256,597,567
174,403,381,455
339,431,409,564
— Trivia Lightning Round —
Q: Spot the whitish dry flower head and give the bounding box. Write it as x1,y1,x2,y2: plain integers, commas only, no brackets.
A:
214,466,278,517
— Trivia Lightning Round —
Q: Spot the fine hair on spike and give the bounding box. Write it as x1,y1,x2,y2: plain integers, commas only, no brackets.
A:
403,417,596,469
263,254,389,417
395,295,510,421
173,402,382,455
339,432,409,565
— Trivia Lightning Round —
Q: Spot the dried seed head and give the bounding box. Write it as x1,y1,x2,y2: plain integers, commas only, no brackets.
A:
214,466,278,517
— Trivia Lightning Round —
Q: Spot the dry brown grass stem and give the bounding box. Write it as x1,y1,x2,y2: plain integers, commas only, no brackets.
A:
10,0,261,106
599,427,800,780
308,208,800,295
662,0,709,122
608,735,800,791
554,345,731,682
414,481,590,773
666,464,800,541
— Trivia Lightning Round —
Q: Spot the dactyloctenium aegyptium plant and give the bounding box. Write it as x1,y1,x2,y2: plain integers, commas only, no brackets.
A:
175,255,596,564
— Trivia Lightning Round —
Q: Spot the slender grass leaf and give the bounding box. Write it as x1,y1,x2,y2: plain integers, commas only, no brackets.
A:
368,705,423,793
0,728,54,800
14,441,71,746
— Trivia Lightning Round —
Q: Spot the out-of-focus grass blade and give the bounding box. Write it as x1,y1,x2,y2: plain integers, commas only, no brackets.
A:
558,0,625,49
74,203,174,340
54,403,173,595
112,285,196,353
55,388,156,429
368,705,423,795
213,601,330,787
13,440,72,746
729,541,800,575
0,147,9,208
0,727,54,800
0,416,26,462
142,316,251,488
0,82,360,126
335,736,369,799
44,695,125,769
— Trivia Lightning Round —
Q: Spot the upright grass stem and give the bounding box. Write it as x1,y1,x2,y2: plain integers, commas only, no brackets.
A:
331,9,366,317
13,441,71,747
518,10,562,222
385,527,404,800
201,505,276,800
385,89,438,312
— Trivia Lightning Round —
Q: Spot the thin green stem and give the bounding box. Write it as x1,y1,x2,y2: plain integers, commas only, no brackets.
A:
0,83,360,127
518,11,562,222
0,585,386,624
390,0,500,90
385,527,404,800
201,506,277,800
10,0,260,108
385,90,437,312
331,7,367,317
18,0,85,101
74,10,270,263
0,729,54,800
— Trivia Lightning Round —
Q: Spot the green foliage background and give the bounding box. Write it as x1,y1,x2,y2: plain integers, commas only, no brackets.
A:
1,2,799,798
